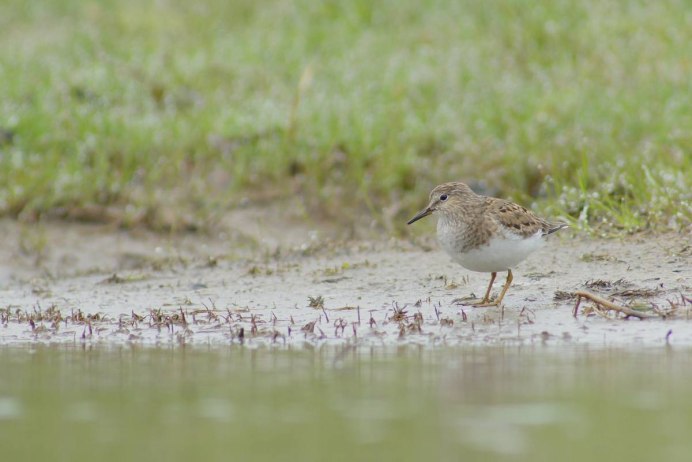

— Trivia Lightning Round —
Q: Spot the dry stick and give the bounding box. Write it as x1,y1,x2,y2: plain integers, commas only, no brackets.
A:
573,290,657,320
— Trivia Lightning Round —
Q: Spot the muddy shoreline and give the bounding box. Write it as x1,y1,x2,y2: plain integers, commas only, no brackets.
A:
0,214,689,348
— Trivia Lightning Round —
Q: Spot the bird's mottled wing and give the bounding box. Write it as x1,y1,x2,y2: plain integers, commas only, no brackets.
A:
486,198,554,238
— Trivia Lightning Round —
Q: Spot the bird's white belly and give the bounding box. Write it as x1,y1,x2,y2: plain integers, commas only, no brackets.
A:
439,230,545,273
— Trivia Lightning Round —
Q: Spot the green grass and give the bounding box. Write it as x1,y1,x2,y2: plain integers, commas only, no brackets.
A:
0,0,689,232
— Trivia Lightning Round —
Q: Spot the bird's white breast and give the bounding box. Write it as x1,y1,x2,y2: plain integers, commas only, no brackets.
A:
437,219,545,273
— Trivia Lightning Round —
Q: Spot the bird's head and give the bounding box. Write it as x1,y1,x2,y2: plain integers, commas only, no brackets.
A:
407,182,475,225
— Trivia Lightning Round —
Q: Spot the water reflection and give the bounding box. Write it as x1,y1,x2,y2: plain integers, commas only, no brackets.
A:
0,397,22,420
0,345,690,461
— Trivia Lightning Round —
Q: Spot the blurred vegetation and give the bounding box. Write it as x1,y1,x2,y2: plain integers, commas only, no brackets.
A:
0,0,689,232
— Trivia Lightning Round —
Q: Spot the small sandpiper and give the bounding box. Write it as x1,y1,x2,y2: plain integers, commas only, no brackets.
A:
407,182,567,306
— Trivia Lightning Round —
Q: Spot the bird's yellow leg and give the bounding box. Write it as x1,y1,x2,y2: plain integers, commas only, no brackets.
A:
492,269,513,306
470,272,497,307
471,270,513,307
481,272,497,304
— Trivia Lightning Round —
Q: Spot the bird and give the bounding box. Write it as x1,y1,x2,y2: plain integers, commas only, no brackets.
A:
407,181,568,306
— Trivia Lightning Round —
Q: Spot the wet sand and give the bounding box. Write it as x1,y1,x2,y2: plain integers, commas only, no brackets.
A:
0,211,689,348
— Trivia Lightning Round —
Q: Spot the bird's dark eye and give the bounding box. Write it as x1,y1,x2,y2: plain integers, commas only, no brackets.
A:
440,194,448,201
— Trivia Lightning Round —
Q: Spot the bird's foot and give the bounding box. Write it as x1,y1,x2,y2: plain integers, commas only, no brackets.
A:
453,296,496,307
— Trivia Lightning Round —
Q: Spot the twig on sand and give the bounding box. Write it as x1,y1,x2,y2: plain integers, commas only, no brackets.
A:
573,290,657,320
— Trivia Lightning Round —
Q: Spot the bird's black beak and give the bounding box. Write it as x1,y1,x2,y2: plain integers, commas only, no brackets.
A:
407,207,433,225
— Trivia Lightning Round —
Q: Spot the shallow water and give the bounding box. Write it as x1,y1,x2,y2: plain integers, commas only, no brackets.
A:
1,345,691,461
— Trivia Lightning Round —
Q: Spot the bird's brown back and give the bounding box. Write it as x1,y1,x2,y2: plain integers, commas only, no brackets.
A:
486,198,562,237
